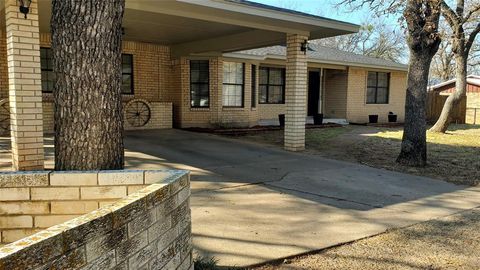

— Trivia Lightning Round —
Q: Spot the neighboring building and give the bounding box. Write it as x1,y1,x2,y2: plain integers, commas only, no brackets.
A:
428,75,480,124
0,0,407,169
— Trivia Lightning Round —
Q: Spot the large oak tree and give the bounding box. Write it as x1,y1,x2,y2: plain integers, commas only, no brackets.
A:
397,0,442,166
339,0,442,166
51,0,125,170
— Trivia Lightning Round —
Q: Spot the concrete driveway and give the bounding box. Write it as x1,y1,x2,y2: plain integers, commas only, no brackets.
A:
2,129,480,267
122,129,480,267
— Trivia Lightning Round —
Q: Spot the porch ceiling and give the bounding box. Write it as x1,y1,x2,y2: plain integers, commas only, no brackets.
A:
1,0,359,57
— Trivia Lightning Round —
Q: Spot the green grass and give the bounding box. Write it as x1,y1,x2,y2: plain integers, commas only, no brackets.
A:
194,255,244,270
305,126,352,145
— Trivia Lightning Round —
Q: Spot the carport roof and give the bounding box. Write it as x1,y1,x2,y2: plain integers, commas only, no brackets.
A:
0,0,360,56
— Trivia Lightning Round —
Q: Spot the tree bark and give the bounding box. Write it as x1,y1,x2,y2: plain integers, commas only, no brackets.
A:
51,0,125,170
429,55,468,132
397,0,441,167
397,55,432,167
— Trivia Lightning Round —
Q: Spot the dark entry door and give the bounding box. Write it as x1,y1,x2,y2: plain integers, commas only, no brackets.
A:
308,71,320,116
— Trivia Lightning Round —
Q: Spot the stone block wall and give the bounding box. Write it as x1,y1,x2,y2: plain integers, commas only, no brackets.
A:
0,169,192,270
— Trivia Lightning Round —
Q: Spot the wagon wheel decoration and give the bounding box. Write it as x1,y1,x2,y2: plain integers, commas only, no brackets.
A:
125,99,151,127
0,99,9,135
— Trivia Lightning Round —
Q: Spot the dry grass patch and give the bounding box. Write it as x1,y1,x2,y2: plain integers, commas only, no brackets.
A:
354,125,480,186
227,124,480,186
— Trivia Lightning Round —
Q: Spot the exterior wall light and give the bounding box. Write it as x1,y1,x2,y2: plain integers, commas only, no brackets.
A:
301,40,308,54
18,0,32,19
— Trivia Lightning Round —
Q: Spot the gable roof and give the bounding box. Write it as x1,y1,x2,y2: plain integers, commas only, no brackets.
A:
429,75,480,91
224,45,408,71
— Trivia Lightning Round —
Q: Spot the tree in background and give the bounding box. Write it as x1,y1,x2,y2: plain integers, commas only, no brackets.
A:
51,1,125,170
312,19,406,62
430,1,480,133
339,0,441,167
430,25,479,83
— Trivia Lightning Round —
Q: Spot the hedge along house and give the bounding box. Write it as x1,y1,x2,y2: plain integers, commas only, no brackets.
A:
0,0,408,171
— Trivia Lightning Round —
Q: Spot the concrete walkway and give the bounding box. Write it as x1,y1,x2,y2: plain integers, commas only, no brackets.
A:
2,129,480,267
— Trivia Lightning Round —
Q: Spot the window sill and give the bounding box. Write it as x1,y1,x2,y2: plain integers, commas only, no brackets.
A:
190,107,210,112
223,107,245,111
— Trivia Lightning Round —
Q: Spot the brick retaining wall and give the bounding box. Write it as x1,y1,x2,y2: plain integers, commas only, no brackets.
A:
0,169,192,270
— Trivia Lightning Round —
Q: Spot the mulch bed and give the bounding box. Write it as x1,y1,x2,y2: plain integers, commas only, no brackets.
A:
183,123,343,136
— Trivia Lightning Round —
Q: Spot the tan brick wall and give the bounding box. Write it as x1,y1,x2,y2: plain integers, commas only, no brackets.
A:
346,67,407,123
0,170,192,270
0,32,7,99
1,30,409,129
176,57,259,128
324,69,348,119
1,33,173,132
5,0,44,170
284,34,308,151
257,104,285,121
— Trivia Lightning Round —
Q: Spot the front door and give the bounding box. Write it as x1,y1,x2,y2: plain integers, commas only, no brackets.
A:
308,71,320,116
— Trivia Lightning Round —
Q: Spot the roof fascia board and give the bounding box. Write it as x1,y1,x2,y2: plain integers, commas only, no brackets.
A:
430,78,480,89
178,0,360,33
125,1,309,35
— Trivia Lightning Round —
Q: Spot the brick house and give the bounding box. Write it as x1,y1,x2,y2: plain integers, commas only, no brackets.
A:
0,0,407,170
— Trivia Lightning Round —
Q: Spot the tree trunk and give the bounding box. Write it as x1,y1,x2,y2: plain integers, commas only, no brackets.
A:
51,1,125,170
397,54,432,167
397,0,441,167
429,55,468,133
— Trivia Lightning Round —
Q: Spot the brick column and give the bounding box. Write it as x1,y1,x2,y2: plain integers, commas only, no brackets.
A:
5,0,44,170
284,34,308,151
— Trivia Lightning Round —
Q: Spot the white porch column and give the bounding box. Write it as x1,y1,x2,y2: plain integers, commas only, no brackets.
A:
5,0,44,170
284,34,308,151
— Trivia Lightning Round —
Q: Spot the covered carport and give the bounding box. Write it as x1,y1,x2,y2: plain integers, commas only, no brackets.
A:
1,0,358,170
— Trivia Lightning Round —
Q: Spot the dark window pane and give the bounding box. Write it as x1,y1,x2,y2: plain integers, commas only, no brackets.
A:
377,72,389,87
268,86,283,104
259,85,267,103
367,72,377,87
121,54,134,94
259,68,268,85
366,87,376,103
40,47,54,92
376,88,388,104
190,60,210,107
269,68,283,85
251,65,256,108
